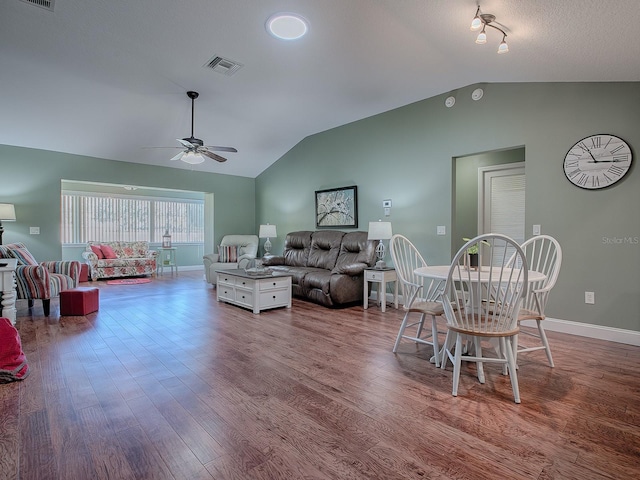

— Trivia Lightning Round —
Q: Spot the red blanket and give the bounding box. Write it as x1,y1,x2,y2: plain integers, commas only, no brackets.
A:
0,317,30,382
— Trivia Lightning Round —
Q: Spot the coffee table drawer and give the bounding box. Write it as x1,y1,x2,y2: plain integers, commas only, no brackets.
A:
235,289,254,307
259,289,289,307
259,277,290,291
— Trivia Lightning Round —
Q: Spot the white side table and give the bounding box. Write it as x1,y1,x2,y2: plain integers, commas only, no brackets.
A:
364,267,398,312
157,247,178,275
0,258,17,325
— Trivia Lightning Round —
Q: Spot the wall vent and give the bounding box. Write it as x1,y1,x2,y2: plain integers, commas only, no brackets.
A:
20,0,55,11
204,56,243,76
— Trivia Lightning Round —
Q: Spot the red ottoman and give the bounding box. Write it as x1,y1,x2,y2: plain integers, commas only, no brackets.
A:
60,287,99,316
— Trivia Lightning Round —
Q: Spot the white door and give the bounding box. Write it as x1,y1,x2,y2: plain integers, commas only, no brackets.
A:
478,163,525,263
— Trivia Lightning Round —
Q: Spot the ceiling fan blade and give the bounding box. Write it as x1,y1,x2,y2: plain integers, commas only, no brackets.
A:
170,151,185,161
177,138,195,148
201,150,227,163
205,145,238,153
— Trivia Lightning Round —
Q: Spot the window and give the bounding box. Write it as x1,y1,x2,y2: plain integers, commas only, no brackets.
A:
61,192,204,245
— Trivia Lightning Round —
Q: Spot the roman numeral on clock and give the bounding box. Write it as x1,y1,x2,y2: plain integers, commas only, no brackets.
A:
608,165,625,177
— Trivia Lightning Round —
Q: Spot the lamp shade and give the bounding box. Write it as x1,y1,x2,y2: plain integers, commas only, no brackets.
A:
367,221,392,240
0,203,16,221
259,224,277,238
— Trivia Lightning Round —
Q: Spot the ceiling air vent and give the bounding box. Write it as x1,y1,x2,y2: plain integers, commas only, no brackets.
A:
20,0,55,11
204,56,243,76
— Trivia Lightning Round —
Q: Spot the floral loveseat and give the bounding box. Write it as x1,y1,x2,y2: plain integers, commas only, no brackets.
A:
82,241,157,280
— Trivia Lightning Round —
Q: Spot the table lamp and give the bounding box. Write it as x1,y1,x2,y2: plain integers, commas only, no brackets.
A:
0,203,16,245
368,221,392,269
259,224,277,256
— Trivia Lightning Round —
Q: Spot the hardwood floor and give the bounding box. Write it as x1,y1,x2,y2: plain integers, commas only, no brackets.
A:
1,271,639,479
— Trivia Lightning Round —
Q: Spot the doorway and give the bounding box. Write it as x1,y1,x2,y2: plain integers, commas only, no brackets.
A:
453,147,525,256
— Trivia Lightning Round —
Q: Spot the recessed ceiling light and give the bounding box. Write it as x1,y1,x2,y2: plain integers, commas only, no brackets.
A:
266,13,308,40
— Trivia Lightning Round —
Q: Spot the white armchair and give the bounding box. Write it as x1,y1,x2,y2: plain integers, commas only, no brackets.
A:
203,235,259,286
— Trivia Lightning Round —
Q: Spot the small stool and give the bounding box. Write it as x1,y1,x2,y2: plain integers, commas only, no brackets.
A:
60,287,99,316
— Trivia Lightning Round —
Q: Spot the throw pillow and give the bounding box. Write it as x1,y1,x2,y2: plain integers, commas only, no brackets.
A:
90,245,105,259
217,245,238,263
9,247,38,266
100,244,118,260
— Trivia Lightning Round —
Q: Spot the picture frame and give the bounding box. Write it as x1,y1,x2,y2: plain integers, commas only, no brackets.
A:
315,185,358,228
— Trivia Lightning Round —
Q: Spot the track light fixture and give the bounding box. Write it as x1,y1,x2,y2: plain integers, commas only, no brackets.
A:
470,6,509,54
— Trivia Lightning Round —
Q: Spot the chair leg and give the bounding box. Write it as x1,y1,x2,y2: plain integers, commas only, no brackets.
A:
392,311,411,353
440,330,454,369
503,337,521,404
452,334,463,397
43,299,51,316
475,337,485,384
28,299,34,309
537,320,555,367
430,315,440,367
415,313,425,339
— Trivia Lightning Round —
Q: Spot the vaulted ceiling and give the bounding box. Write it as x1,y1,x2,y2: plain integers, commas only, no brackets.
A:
1,0,638,178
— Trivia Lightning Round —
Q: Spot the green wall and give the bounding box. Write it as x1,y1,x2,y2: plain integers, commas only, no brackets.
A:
256,82,640,332
0,145,256,266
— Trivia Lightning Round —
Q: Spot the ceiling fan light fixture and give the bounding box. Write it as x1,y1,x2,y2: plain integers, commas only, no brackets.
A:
266,13,308,40
182,152,205,165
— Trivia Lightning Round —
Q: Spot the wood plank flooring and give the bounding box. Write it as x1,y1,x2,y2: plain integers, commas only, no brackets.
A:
1,270,639,479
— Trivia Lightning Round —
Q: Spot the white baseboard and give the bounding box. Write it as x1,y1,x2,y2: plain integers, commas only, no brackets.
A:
385,293,640,347
520,318,640,347
175,265,204,272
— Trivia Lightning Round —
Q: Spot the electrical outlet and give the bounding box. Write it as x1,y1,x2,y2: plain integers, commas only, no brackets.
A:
436,226,446,235
585,291,595,304
533,224,541,236
29,227,40,235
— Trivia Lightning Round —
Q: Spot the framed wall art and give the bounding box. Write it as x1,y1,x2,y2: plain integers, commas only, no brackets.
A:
315,185,358,228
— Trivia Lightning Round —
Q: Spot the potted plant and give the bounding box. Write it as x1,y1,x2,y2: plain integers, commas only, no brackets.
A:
462,238,490,269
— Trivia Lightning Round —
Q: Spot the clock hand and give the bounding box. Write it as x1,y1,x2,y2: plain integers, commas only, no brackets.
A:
586,150,599,163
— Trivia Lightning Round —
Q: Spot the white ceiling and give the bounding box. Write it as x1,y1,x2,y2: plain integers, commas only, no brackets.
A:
1,0,639,178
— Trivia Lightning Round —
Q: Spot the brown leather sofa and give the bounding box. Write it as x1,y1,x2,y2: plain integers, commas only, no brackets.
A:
262,230,378,307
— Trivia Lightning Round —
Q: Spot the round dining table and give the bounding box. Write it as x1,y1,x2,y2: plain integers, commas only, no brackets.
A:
414,265,546,365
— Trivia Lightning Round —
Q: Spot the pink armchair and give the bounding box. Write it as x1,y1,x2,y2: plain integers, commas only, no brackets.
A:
0,243,79,316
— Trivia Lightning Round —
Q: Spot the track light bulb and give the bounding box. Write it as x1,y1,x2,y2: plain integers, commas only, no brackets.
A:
470,7,482,30
476,28,487,45
498,37,509,54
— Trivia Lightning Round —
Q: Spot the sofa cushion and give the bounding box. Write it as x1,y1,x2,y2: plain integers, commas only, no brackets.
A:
100,244,118,259
333,231,376,272
283,231,313,267
308,231,344,270
90,245,105,259
303,269,333,295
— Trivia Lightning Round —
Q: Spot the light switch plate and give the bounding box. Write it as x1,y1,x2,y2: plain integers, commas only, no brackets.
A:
436,226,446,235
30,227,40,235
533,224,541,236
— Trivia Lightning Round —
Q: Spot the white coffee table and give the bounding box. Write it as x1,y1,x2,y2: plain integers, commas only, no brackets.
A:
216,269,292,314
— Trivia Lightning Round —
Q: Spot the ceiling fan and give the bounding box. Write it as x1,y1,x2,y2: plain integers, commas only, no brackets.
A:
164,91,237,164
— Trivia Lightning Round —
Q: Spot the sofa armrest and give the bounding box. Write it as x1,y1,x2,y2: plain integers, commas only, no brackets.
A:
82,251,98,261
145,251,158,259
41,261,81,287
331,262,368,276
262,255,285,266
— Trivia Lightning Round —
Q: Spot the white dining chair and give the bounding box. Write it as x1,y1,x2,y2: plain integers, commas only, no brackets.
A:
508,235,562,367
440,234,527,403
389,234,445,366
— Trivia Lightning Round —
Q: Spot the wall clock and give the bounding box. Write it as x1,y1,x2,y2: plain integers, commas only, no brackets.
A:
563,134,633,189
